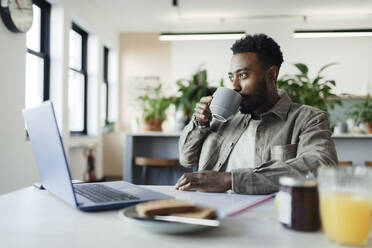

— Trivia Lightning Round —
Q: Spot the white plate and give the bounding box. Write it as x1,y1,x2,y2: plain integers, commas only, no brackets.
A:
118,206,219,234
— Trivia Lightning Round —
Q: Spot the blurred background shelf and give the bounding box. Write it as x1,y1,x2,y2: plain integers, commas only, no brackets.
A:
332,134,372,139
124,132,193,185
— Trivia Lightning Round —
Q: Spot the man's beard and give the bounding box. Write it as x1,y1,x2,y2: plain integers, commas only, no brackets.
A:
239,77,268,114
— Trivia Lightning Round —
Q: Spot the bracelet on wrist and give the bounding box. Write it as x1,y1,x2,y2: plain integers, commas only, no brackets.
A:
192,114,210,128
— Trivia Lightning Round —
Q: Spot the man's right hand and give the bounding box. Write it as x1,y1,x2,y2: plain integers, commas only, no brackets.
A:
194,96,213,125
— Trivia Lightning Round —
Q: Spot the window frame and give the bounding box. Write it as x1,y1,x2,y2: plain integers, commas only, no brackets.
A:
69,22,88,136
103,46,109,125
25,0,50,139
26,0,51,103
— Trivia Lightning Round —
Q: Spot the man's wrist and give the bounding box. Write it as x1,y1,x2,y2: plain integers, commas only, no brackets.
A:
223,172,232,190
192,114,210,128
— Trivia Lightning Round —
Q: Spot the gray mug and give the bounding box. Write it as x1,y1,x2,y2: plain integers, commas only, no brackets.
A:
210,87,242,122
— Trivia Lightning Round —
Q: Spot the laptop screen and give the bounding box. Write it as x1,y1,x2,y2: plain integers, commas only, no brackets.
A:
23,101,78,207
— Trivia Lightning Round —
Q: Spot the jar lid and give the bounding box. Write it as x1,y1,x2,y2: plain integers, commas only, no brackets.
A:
279,176,317,187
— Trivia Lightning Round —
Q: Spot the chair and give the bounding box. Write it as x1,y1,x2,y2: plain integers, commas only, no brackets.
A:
365,161,372,167
338,161,353,166
135,157,179,185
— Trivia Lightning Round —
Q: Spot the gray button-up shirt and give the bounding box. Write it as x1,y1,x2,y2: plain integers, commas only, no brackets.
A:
178,90,338,194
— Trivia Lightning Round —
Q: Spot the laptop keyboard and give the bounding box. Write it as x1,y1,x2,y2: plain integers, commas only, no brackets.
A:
73,184,139,203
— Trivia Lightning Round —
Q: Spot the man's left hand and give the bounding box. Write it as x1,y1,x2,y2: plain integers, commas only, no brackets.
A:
175,171,232,192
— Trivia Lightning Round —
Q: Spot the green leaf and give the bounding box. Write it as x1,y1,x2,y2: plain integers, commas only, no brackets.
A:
294,63,309,75
173,69,219,118
200,70,207,86
317,62,338,77
138,83,173,121
327,80,336,86
220,78,224,87
346,95,372,124
278,62,341,113
312,76,323,85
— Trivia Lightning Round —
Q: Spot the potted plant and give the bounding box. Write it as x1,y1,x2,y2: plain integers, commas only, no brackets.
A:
138,84,173,132
174,69,224,124
103,120,115,133
347,95,372,134
277,63,342,113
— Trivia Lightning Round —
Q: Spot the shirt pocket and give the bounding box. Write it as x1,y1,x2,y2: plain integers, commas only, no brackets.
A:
270,144,298,162
199,132,224,170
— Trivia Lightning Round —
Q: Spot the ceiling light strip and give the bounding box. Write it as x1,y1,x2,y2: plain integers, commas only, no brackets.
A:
293,29,372,38
159,32,245,41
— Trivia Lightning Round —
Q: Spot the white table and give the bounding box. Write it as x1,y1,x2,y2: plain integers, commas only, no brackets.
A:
0,186,371,248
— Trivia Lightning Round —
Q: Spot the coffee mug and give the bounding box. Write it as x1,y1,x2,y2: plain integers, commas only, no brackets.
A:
210,87,242,122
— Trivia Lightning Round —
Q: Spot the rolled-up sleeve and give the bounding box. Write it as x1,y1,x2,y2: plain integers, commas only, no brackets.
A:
232,111,338,194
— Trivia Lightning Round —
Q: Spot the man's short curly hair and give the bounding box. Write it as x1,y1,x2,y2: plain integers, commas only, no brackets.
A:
231,33,284,70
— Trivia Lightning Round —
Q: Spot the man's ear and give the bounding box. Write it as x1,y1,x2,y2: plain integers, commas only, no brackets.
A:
266,66,279,85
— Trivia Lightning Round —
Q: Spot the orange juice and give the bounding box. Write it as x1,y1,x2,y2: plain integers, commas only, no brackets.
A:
320,193,372,245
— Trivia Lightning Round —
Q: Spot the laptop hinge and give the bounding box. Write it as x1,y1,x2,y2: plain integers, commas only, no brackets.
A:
33,182,45,190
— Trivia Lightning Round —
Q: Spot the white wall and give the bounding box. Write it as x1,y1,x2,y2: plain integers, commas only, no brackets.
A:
171,40,234,88
0,22,38,194
171,17,372,96
0,0,119,194
119,33,172,131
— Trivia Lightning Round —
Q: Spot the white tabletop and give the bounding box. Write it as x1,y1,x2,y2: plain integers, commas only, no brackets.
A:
0,186,371,248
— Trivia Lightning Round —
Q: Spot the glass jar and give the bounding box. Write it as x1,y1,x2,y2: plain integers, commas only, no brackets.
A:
278,176,320,232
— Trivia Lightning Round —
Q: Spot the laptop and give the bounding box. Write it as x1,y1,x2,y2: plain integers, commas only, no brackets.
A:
23,101,172,211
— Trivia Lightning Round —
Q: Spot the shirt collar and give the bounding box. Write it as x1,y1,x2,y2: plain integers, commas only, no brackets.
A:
261,89,292,121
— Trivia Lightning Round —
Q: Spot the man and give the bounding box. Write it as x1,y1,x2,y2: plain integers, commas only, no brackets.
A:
175,33,338,194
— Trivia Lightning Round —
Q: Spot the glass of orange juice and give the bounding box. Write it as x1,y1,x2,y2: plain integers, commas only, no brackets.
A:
318,166,372,246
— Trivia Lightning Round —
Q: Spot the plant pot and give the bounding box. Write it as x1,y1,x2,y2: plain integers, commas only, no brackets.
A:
365,122,372,134
142,118,163,132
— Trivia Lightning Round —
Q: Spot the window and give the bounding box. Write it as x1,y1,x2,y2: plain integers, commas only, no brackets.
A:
25,0,51,109
69,23,88,135
101,46,109,126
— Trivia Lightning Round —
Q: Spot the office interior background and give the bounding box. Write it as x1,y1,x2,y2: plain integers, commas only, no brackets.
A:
1,0,372,194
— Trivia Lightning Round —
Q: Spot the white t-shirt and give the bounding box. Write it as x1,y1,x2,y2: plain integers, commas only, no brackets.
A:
225,119,261,171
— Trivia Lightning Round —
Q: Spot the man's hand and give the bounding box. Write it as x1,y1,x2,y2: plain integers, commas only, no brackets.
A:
194,96,213,125
175,171,232,192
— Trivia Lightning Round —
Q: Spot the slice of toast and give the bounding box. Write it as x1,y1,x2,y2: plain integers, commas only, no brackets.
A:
136,199,197,217
171,206,216,219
